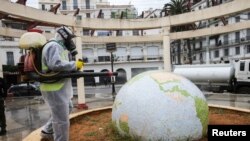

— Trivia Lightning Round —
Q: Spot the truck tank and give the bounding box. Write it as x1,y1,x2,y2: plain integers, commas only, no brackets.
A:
173,64,235,85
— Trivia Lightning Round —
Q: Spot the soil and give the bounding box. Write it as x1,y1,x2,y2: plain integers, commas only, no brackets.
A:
70,107,250,141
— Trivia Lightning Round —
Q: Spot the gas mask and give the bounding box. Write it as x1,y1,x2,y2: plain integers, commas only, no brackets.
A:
57,26,78,56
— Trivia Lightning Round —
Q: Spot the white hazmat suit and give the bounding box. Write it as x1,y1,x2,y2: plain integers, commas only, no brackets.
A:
40,27,77,141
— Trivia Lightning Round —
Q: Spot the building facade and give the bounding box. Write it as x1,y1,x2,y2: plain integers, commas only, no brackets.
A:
171,0,250,65
1,0,249,86
38,0,164,85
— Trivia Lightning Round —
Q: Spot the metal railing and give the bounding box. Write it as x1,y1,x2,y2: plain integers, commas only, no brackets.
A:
171,35,250,55
83,55,163,64
60,5,96,11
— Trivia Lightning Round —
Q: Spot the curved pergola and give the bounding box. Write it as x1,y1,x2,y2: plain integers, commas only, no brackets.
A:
0,0,249,29
0,0,250,105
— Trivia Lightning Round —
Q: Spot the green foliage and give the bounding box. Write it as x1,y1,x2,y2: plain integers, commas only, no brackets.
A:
163,0,190,32
194,97,209,136
106,121,141,141
119,120,129,134
164,0,188,15
82,115,91,121
84,131,97,137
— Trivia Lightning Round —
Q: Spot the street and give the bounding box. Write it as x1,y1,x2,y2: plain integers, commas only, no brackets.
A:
73,85,122,96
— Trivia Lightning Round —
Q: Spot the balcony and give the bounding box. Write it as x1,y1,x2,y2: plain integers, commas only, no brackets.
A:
83,55,163,64
0,40,19,46
60,5,95,11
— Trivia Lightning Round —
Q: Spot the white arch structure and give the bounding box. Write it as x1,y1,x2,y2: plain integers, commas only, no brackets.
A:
0,0,250,70
0,0,250,106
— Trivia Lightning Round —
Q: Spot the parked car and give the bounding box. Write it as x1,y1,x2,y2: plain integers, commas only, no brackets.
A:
7,83,41,97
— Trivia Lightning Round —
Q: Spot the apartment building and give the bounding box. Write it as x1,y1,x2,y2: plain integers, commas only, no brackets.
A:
171,0,250,65
2,0,248,86
38,0,164,85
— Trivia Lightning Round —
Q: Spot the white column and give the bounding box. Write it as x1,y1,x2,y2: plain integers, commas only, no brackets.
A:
143,45,147,61
206,36,210,64
0,60,3,78
162,26,171,72
74,27,88,109
93,45,98,62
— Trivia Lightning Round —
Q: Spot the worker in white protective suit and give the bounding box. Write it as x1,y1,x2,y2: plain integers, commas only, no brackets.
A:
40,26,84,141
41,100,73,140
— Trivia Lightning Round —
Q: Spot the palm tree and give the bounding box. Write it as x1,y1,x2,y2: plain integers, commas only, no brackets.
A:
163,0,193,64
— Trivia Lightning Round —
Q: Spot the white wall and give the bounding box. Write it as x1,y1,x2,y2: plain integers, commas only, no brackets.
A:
0,42,21,66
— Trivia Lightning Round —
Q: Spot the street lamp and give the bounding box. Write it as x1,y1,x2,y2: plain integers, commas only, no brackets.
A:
106,43,117,100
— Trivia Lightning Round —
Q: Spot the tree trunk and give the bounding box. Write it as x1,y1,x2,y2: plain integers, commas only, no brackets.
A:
177,40,181,65
187,39,192,64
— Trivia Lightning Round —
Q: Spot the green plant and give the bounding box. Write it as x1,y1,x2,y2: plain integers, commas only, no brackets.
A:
84,131,97,137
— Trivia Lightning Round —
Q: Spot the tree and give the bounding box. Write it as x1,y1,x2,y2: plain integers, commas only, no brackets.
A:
163,0,193,64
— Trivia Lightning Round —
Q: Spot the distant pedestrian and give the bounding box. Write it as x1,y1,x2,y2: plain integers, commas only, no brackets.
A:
0,77,7,136
92,78,96,87
103,77,108,86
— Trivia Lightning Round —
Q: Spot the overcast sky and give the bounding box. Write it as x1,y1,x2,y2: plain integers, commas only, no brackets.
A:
23,0,171,14
109,0,170,13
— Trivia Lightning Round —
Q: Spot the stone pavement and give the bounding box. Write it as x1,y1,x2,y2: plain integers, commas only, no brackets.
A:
0,95,113,141
0,91,249,141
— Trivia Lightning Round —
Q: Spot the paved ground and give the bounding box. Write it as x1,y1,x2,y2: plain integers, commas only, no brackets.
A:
0,86,249,141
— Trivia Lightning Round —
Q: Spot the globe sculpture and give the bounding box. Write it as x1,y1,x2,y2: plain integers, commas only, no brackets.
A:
112,70,208,141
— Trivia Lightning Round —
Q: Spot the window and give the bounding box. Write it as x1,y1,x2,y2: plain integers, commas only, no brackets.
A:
235,32,240,43
247,45,250,53
97,31,110,36
192,40,196,49
223,34,228,45
240,62,245,71
172,56,175,63
200,53,203,60
41,4,45,10
248,12,250,20
235,16,240,23
98,56,110,62
117,30,122,36
130,47,143,60
86,0,90,9
199,41,203,48
6,52,14,65
214,50,219,58
235,47,240,55
247,29,250,40
111,12,116,18
73,0,78,9
193,55,196,60
62,0,66,10
86,13,90,18
147,46,159,60
224,48,229,56
83,30,89,35
133,30,139,36
3,37,14,41
100,12,104,18
249,62,250,72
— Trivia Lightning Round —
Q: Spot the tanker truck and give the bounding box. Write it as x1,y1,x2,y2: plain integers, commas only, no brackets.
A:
173,59,250,94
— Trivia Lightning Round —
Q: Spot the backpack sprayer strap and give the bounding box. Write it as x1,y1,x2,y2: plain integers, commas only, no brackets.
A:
29,40,64,83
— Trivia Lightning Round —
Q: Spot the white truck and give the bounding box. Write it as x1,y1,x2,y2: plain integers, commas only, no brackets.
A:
173,59,250,94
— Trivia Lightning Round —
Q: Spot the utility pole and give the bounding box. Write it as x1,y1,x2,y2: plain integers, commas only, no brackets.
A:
110,52,116,100
106,43,117,100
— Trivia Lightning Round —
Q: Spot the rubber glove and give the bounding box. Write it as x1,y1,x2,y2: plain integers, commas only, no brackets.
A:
75,59,84,70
